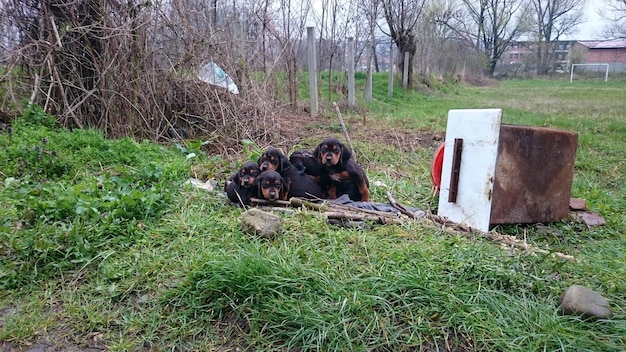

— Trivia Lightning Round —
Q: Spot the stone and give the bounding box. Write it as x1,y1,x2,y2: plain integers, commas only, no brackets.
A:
569,198,588,210
558,284,613,320
241,208,282,239
572,211,606,226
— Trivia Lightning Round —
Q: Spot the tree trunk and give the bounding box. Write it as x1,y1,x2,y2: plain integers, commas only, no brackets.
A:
395,34,416,87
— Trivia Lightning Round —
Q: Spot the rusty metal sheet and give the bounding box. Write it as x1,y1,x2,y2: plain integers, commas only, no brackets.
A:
490,125,578,224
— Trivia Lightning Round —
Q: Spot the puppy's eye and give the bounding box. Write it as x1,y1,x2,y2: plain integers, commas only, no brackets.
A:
274,181,281,188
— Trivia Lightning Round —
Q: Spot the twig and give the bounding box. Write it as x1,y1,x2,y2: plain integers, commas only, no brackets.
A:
290,197,405,219
426,213,575,261
28,74,40,108
386,191,419,219
250,198,291,207
49,14,63,48
484,231,575,261
251,195,575,261
332,102,356,160
323,211,404,225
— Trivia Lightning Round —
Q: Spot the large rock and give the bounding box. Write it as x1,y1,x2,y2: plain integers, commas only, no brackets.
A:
558,285,613,320
241,208,282,239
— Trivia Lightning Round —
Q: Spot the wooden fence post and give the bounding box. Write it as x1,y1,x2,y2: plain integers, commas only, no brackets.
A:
348,37,355,107
388,43,394,98
307,26,318,118
402,51,409,89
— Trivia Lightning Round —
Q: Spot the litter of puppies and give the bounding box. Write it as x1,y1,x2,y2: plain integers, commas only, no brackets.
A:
225,138,368,207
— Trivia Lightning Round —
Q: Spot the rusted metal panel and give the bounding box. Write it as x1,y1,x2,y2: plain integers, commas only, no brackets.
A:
490,124,578,224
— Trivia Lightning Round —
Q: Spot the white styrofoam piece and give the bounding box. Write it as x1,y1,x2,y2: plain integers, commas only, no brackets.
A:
437,109,502,232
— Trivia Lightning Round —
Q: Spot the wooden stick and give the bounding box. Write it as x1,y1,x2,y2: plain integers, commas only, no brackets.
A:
323,211,404,225
250,198,291,207
426,213,575,261
332,102,356,160
291,197,404,219
386,191,420,219
28,74,40,108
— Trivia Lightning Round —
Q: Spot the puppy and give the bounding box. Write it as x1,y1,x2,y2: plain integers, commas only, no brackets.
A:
256,170,288,202
289,149,324,179
283,166,326,200
258,147,291,172
225,162,261,206
313,137,370,202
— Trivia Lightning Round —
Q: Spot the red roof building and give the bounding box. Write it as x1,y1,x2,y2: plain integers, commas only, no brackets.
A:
576,39,626,64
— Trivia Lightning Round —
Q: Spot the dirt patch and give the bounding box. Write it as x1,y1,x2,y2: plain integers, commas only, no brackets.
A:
463,75,499,87
215,106,445,156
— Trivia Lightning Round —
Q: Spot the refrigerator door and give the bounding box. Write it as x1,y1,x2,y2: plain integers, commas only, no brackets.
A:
437,109,502,232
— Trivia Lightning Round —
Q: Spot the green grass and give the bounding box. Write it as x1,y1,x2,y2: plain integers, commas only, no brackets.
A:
0,78,624,351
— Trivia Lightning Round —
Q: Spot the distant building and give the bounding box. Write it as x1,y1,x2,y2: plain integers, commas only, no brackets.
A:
573,38,626,72
500,38,626,74
553,41,574,70
506,41,532,64
501,40,575,73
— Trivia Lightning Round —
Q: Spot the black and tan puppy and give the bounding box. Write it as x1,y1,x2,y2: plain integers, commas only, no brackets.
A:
256,170,288,202
285,167,326,199
289,149,324,179
258,147,291,172
313,137,370,202
225,161,261,206
288,149,327,199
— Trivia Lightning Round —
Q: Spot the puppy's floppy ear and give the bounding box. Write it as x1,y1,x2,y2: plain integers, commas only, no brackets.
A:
312,144,322,163
279,152,292,172
281,175,290,200
232,171,241,184
254,174,263,198
340,144,352,164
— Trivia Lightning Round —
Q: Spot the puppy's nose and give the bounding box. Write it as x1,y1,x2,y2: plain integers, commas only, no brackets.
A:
269,190,276,199
260,163,268,171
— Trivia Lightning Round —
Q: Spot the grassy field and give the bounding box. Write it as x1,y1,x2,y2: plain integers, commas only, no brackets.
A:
0,76,624,351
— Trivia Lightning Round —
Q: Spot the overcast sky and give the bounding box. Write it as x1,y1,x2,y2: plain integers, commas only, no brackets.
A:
572,1,612,40
307,1,614,41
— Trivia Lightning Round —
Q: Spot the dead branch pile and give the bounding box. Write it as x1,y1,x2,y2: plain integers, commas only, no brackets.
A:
0,0,294,152
252,196,575,261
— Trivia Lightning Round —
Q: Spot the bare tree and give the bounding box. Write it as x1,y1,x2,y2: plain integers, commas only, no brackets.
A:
314,0,357,101
269,0,311,107
598,0,626,37
530,0,586,75
379,0,428,87
416,1,486,78
436,0,531,76
358,0,380,100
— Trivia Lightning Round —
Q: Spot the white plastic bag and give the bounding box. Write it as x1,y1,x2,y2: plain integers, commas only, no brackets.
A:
197,62,239,94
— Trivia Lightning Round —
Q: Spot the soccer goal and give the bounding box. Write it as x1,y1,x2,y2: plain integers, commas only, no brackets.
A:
570,63,609,83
